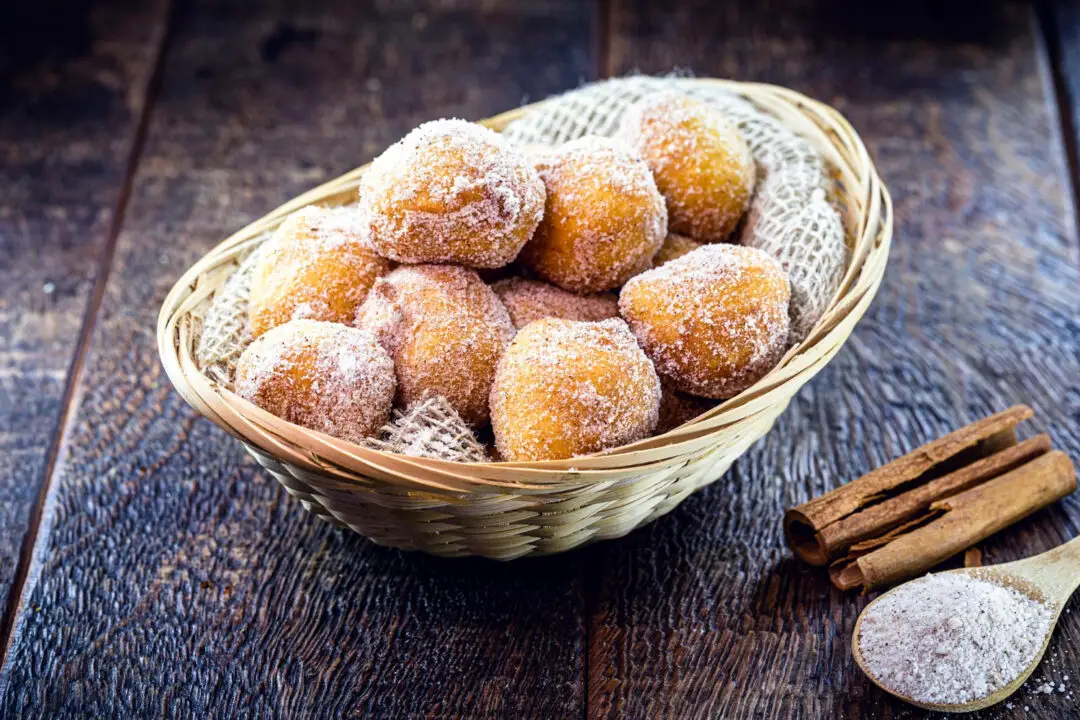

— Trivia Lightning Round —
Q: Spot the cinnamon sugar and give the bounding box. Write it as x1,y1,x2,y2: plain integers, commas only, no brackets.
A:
521,136,666,293
356,265,515,426
358,118,544,268
618,91,754,241
656,382,714,434
234,319,396,444
248,205,390,337
491,277,619,330
619,244,790,399
858,573,1054,705
490,318,661,461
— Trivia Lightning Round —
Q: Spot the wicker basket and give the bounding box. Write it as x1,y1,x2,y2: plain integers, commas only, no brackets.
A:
157,79,892,560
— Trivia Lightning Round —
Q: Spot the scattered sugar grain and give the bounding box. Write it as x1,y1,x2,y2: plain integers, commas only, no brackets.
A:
857,572,1054,705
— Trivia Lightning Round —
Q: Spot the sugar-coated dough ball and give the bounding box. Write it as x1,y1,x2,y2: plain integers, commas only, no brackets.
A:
356,265,515,426
234,319,395,443
520,136,667,293
492,277,619,330
653,233,702,268
619,245,790,399
358,119,545,269
656,381,714,434
249,206,391,338
624,232,703,281
619,92,754,242
490,318,661,461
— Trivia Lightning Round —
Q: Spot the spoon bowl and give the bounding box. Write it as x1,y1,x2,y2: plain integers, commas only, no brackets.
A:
852,535,1080,713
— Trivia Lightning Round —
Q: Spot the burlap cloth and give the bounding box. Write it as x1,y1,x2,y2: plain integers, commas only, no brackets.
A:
194,76,848,463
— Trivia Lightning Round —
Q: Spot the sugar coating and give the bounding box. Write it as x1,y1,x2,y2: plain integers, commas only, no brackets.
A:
656,381,714,434
358,118,544,269
619,245,790,399
618,91,755,242
490,318,661,461
520,136,667,293
356,264,515,426
491,277,619,330
234,319,396,444
652,233,702,269
858,573,1054,705
249,205,391,338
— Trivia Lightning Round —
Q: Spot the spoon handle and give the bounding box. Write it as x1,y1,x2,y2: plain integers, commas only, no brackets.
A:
1004,535,1080,604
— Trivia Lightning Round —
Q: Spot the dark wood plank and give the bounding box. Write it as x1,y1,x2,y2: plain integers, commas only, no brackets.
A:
0,0,169,642
0,0,594,717
589,1,1080,719
1041,0,1080,238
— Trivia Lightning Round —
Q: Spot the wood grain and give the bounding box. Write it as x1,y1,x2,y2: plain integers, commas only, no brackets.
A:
0,0,594,716
6,1,1080,718
0,0,169,636
589,1,1080,718
1041,0,1080,233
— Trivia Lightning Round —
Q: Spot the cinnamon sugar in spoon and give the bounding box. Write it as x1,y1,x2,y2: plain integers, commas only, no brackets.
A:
852,536,1080,713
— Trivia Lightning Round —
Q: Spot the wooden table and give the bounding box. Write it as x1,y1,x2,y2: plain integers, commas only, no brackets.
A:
2,0,1079,717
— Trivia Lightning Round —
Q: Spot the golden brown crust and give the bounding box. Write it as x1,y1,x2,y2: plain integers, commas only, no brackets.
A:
519,136,667,293
619,92,754,242
356,264,515,426
249,206,391,338
358,119,545,269
619,245,790,399
490,318,661,461
234,319,396,443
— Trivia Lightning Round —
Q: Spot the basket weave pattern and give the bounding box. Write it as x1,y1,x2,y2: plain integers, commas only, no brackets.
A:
157,79,892,559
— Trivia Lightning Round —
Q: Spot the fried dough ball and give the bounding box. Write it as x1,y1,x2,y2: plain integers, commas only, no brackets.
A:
358,119,545,268
249,206,391,338
619,245,790,399
490,318,661,461
356,265,515,426
619,92,754,242
234,319,395,443
624,232,703,281
656,382,714,434
520,136,667,293
491,277,618,330
653,233,702,268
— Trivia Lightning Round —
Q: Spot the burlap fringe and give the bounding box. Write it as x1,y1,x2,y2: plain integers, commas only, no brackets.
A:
361,396,489,462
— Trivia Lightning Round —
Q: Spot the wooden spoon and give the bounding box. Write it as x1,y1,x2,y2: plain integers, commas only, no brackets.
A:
852,535,1080,713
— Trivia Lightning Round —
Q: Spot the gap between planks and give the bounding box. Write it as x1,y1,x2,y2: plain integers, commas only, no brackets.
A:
0,0,180,673
1035,0,1080,250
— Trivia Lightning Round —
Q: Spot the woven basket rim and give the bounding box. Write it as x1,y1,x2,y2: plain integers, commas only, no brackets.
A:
156,77,893,493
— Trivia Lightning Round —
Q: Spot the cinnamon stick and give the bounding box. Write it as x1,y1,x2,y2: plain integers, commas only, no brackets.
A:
783,405,1078,592
816,434,1051,559
832,451,1076,590
785,405,1034,566
964,547,982,567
